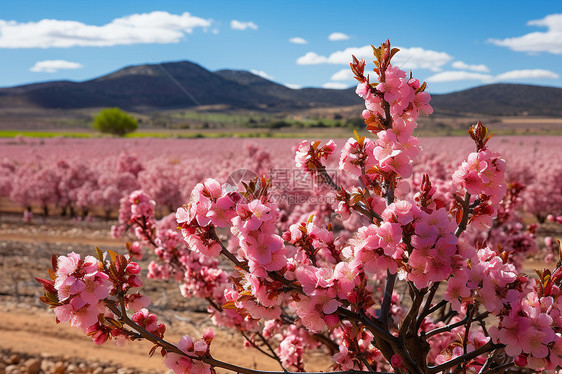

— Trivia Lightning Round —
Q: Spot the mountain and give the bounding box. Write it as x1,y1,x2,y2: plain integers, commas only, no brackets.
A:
430,84,562,117
0,60,561,117
0,61,361,111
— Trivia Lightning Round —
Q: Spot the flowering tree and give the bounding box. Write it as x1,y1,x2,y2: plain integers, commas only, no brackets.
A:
37,40,562,373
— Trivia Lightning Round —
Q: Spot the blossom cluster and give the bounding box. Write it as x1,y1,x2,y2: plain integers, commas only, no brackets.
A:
452,141,507,229
36,251,149,344
51,253,113,331
164,331,214,374
488,264,562,370
37,249,218,374
115,187,232,307
295,140,337,176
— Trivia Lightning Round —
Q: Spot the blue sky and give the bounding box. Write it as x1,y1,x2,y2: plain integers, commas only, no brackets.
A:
1,1,561,94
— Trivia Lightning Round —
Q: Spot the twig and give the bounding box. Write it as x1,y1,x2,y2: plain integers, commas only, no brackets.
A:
463,305,477,354
240,331,282,366
427,341,497,374
478,350,499,374
206,297,223,312
425,300,447,317
424,312,489,339
379,183,395,328
337,308,396,345
108,298,395,374
480,361,514,374
211,229,303,294
399,286,424,337
317,167,382,222
415,284,443,331
255,332,286,370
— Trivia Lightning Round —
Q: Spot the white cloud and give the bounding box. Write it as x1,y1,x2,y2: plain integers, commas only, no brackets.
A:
250,69,274,80
296,52,329,65
296,45,452,72
496,69,559,80
289,37,307,44
230,20,258,30
451,61,490,73
0,11,212,48
330,69,354,81
426,71,494,83
328,32,349,41
30,60,83,73
322,82,349,89
489,14,562,54
285,83,301,89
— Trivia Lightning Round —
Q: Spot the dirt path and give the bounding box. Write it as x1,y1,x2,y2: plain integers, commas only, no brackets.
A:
0,306,166,372
0,305,292,373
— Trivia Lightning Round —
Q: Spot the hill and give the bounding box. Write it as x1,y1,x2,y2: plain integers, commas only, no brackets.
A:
0,60,561,119
0,62,361,111
430,84,562,117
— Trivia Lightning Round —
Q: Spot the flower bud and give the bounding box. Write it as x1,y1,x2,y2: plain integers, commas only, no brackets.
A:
126,262,141,275
391,354,403,368
514,354,527,367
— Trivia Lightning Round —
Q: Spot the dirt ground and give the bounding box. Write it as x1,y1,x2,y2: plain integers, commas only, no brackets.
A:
0,212,329,374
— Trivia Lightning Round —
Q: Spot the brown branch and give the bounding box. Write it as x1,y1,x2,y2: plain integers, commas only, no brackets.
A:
337,308,396,345
240,331,284,369
477,350,499,374
423,312,489,339
313,333,339,355
317,166,341,192
316,167,382,222
425,299,447,318
255,332,286,369
427,341,497,374
415,283,442,331
108,298,396,374
399,286,424,337
480,362,514,374
206,297,223,312
338,309,424,374
379,183,395,328
463,305,477,355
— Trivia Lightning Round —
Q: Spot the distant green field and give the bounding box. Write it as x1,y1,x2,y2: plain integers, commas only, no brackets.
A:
1,126,560,139
0,130,92,138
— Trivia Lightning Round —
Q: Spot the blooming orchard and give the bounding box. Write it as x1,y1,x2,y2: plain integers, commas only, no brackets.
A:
37,40,562,373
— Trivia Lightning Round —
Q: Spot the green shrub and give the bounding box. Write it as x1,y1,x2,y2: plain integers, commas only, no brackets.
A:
92,108,138,136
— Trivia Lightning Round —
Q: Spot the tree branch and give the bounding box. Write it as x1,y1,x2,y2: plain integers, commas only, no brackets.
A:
379,183,395,328
108,298,396,374
427,341,497,374
423,312,489,339
241,331,278,361
415,283,442,331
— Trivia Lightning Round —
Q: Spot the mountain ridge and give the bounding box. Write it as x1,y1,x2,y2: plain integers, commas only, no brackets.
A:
1,60,561,117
